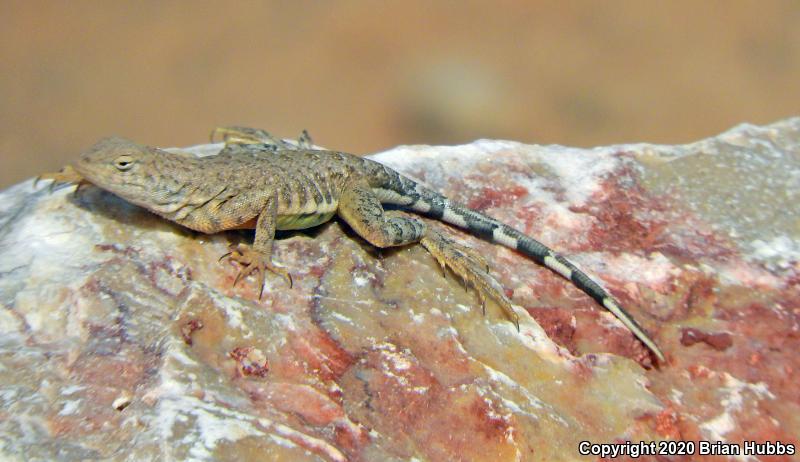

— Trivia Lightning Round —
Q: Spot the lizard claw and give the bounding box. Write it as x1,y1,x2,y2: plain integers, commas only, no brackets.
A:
459,246,490,272
297,129,314,148
420,229,520,328
222,244,292,299
35,165,86,192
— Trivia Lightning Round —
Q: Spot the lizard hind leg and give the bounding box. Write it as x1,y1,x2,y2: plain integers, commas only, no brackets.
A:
420,229,519,328
337,181,518,327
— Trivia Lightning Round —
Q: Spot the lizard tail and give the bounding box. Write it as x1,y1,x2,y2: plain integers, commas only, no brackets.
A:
377,171,665,362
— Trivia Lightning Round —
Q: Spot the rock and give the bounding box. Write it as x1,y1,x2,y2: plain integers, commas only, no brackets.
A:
1,119,798,461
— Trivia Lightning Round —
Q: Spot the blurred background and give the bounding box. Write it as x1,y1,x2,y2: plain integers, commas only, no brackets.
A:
1,1,798,189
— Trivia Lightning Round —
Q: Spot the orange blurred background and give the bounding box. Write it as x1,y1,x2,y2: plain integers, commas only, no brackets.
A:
2,1,798,188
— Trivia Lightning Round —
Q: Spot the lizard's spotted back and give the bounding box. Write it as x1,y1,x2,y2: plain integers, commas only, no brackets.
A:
74,138,360,234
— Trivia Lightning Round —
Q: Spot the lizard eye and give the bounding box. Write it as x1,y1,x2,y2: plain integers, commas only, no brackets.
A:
114,155,136,171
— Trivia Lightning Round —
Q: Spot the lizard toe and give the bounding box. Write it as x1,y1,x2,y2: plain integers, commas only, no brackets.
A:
420,229,520,329
224,245,292,297
233,262,258,288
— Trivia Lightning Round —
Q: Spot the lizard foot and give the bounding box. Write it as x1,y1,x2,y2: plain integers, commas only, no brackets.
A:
35,165,89,192
420,229,519,329
210,126,313,149
221,244,293,299
211,126,293,148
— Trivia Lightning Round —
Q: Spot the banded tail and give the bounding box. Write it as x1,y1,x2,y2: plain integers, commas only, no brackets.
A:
374,166,665,362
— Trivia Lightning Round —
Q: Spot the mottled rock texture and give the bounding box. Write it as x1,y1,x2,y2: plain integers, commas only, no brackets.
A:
1,119,798,461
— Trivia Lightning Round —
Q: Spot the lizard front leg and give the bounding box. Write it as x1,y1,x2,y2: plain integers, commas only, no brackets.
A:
211,126,314,150
337,181,518,327
222,194,292,298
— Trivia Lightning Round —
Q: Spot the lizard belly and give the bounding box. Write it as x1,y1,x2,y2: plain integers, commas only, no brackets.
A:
276,211,336,230
276,189,339,230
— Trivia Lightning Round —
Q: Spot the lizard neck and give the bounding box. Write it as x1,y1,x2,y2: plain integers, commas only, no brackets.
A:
125,153,209,216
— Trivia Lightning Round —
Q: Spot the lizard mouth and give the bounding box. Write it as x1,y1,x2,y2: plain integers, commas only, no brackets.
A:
71,156,114,189
70,164,109,190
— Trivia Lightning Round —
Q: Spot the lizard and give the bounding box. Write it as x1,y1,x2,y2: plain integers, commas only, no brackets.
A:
38,126,665,363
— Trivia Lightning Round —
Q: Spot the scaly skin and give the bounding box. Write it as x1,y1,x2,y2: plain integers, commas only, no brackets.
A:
38,127,666,363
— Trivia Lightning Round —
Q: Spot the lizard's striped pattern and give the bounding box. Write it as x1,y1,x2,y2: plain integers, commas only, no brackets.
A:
368,161,664,362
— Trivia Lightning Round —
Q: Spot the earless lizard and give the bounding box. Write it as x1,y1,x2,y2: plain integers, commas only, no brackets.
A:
39,126,665,362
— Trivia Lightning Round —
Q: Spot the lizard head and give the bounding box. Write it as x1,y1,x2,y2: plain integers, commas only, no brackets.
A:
73,137,176,208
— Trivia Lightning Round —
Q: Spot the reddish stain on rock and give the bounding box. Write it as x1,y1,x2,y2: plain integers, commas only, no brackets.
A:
342,345,518,460
686,364,714,380
251,382,370,456
145,257,193,294
333,422,370,455
387,328,473,383
51,344,155,439
515,203,545,234
573,167,735,261
568,308,654,366
280,328,355,383
692,291,800,423
95,243,141,258
180,319,204,345
680,273,718,317
680,327,733,351
262,382,345,426
229,346,269,378
468,184,529,211
653,407,682,439
571,168,670,254
525,307,576,352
